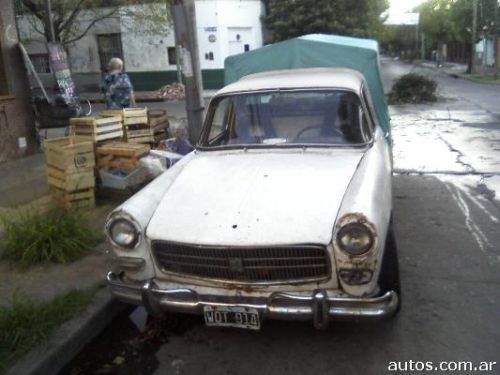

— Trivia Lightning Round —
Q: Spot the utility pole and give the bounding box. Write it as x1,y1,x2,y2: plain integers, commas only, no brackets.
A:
494,0,498,76
415,22,419,59
421,32,425,60
44,0,56,42
471,0,478,74
170,0,204,144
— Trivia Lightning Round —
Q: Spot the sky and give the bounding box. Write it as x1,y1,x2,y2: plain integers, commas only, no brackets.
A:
386,0,425,24
389,0,425,13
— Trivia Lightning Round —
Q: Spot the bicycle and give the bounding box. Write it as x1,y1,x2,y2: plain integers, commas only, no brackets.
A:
34,93,93,142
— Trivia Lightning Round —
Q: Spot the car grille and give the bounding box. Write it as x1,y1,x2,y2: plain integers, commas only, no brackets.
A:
151,241,330,284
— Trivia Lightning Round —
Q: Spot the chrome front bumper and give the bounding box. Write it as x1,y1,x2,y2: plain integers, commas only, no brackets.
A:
107,272,399,329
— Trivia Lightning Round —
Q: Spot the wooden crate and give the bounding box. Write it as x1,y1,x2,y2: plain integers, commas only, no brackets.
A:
124,126,155,144
125,122,169,144
51,186,95,209
101,108,148,126
122,108,148,125
46,165,95,191
44,136,95,173
96,142,150,170
148,110,169,128
70,116,123,142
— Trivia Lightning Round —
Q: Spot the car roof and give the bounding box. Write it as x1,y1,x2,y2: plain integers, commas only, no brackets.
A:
215,68,365,96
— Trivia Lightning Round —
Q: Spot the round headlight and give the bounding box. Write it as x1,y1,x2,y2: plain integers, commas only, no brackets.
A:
108,218,139,248
337,223,374,256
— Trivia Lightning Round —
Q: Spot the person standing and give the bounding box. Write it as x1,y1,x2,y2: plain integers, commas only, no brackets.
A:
101,57,136,108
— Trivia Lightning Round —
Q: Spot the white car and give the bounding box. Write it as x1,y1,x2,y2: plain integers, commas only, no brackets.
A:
106,67,400,330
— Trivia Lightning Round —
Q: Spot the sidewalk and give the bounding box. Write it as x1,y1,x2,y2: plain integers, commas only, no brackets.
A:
0,148,129,374
416,60,500,85
0,197,126,374
0,152,49,208
417,60,468,76
0,204,113,308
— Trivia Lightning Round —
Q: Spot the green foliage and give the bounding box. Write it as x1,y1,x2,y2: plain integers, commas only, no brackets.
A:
263,0,389,42
121,3,173,38
0,207,100,268
378,25,419,56
419,0,458,42
418,0,499,46
0,289,94,371
389,73,437,104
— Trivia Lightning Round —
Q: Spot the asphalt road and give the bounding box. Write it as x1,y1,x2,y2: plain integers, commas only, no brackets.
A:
62,60,500,375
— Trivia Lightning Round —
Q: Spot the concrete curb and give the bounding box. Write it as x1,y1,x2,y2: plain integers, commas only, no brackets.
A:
413,62,500,84
455,74,500,85
7,288,130,375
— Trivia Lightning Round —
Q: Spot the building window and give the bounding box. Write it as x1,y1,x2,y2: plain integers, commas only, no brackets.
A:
168,47,177,65
29,53,51,73
97,33,123,72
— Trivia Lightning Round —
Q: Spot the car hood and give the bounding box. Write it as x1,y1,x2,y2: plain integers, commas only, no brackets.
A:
146,149,365,246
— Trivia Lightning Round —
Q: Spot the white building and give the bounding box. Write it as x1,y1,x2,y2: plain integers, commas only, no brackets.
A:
475,37,495,68
18,0,265,91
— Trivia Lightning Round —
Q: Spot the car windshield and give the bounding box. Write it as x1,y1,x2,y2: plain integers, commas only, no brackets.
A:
199,90,372,148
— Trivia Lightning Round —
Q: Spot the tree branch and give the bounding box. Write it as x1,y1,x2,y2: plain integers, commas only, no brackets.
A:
21,0,44,21
63,8,119,45
30,17,46,37
23,12,50,43
57,0,86,35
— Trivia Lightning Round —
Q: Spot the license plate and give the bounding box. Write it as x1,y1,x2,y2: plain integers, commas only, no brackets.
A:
203,305,260,330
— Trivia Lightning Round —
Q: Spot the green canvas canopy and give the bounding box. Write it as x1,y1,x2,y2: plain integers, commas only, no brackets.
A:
224,34,390,135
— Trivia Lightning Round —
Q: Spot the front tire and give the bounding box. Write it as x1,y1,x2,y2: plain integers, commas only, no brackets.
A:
378,224,401,314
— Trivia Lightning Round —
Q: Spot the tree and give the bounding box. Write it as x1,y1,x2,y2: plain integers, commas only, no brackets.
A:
378,25,418,57
263,0,389,43
121,2,172,38
418,0,499,68
419,0,498,46
20,0,172,45
418,0,457,63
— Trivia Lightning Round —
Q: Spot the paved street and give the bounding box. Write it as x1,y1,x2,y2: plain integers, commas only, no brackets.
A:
62,60,500,375
384,58,500,202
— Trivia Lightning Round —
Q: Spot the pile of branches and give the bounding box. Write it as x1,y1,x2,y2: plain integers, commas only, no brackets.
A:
389,73,437,104
154,82,185,100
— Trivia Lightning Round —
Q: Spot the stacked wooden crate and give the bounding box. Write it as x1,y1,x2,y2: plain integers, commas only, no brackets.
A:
69,116,123,143
148,110,170,143
44,136,96,208
101,108,169,144
101,108,149,144
96,142,150,171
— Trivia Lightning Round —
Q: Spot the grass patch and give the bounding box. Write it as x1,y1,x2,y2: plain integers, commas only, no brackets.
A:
389,73,437,104
0,206,101,268
0,289,94,372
